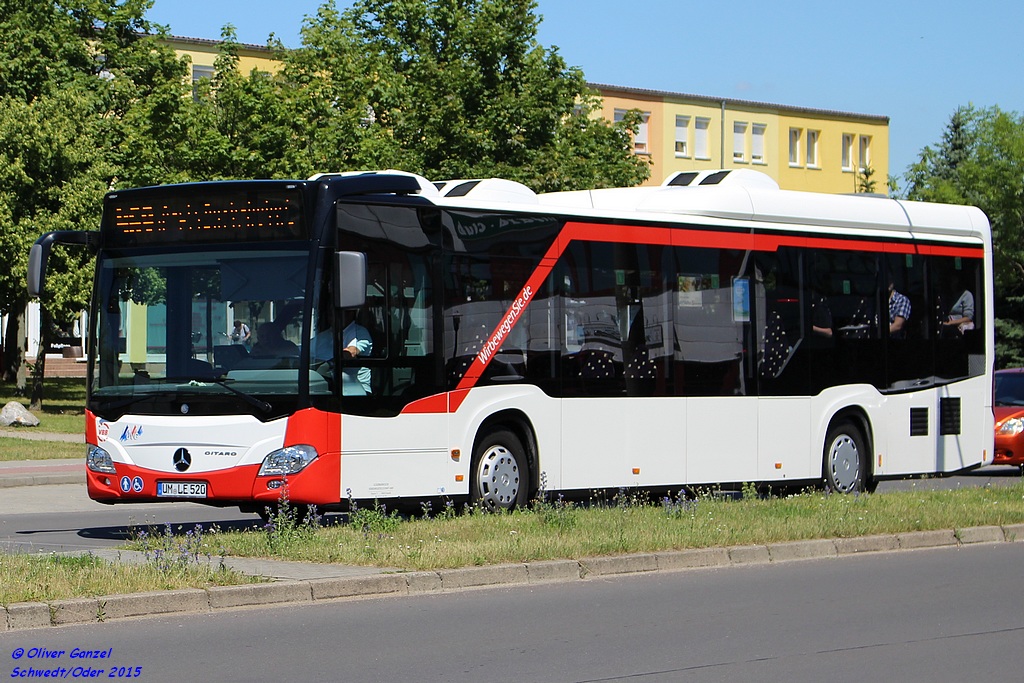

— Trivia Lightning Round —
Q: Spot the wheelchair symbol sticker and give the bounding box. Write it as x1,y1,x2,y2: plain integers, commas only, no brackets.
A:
120,476,131,493
132,476,144,492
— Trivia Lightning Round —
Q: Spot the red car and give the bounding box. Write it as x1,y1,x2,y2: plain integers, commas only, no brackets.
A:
994,368,1024,470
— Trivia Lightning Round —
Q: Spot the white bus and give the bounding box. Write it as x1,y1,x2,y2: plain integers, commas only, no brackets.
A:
28,169,994,515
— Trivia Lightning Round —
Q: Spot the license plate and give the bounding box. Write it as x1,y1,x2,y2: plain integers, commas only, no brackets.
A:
157,481,208,498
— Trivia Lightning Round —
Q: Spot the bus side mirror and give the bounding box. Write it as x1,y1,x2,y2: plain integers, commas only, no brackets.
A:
27,230,95,298
27,242,47,299
334,251,367,309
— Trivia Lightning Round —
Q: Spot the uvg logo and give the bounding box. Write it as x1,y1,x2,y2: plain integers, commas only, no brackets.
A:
119,425,144,442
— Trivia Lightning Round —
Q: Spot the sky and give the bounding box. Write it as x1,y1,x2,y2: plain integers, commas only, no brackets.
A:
147,0,1024,188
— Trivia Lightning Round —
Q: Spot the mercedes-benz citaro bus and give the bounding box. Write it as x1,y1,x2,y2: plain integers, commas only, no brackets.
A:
27,169,994,518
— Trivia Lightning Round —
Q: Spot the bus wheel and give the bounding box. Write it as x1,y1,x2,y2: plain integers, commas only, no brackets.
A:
823,420,868,494
471,429,529,512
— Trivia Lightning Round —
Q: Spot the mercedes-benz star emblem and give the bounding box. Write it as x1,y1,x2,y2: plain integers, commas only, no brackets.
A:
173,448,192,472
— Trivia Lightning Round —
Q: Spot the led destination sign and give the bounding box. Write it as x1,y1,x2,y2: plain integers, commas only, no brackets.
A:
104,184,307,246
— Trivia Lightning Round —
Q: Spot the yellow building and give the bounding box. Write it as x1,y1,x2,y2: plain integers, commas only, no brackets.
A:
596,84,889,194
164,36,889,195
164,35,280,81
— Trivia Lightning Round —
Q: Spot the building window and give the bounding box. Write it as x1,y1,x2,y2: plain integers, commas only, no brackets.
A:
635,112,650,153
695,117,711,159
752,124,766,164
806,129,820,167
675,115,690,157
192,64,215,82
191,64,214,99
842,133,854,171
789,128,802,166
733,122,748,162
859,135,871,171
615,109,650,154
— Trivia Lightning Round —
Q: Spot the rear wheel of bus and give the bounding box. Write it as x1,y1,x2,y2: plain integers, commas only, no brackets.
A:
471,429,529,512
823,418,871,494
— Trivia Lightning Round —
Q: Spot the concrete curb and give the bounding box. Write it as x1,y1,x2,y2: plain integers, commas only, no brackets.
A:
5,524,1023,632
0,473,83,488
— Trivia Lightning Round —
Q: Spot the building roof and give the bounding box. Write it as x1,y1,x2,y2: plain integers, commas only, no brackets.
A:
163,34,274,53
589,82,889,123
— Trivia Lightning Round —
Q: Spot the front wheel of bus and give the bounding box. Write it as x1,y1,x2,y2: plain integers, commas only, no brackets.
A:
823,420,869,494
471,429,529,512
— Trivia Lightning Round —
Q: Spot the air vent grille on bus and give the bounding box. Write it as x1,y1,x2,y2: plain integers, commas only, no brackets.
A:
665,172,699,187
909,407,929,437
940,397,962,436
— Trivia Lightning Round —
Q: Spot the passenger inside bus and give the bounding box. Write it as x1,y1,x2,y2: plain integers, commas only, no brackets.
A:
251,321,298,357
888,280,911,339
942,276,975,336
340,309,373,394
312,309,374,394
811,295,833,337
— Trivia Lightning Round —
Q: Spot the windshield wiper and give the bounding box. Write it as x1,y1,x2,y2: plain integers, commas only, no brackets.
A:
176,378,273,414
94,378,273,416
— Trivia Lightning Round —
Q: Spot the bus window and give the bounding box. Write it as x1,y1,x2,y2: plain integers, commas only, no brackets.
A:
932,255,984,380
672,246,747,397
885,253,929,388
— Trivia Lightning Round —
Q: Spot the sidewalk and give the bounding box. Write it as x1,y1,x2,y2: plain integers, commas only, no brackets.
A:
0,429,84,488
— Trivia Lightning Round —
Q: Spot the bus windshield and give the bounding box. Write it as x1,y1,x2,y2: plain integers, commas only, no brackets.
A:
89,246,324,417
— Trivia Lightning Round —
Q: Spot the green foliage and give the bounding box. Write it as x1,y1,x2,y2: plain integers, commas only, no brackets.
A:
132,522,228,576
261,485,322,552
280,0,649,189
348,499,402,537
530,472,577,532
0,1,191,390
856,165,877,194
905,105,1024,366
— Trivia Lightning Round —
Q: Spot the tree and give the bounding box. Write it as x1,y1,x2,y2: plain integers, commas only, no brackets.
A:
285,0,649,190
856,165,877,194
0,1,190,405
905,105,1024,366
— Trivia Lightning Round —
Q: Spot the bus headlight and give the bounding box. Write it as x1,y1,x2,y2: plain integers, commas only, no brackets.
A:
998,418,1024,436
258,445,318,476
87,445,117,474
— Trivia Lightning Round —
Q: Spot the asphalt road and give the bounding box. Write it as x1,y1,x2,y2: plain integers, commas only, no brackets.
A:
0,484,263,553
2,542,1023,683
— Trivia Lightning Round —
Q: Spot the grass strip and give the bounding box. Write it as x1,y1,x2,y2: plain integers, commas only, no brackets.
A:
0,553,260,607
0,439,83,461
7,482,1023,605
207,482,1024,571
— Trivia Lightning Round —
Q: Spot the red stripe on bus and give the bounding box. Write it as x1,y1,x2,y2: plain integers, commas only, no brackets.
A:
446,219,984,408
402,394,450,414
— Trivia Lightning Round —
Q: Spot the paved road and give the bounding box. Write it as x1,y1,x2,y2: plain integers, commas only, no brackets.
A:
2,542,1022,683
0,483,264,553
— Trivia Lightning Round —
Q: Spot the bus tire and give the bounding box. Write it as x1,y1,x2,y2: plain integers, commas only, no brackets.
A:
823,419,869,494
471,429,529,512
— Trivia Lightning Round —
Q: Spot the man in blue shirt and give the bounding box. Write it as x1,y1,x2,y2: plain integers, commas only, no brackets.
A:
313,309,373,394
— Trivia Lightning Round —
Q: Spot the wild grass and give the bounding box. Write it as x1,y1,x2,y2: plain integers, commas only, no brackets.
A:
0,551,259,607
8,482,1024,604
203,481,1024,572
